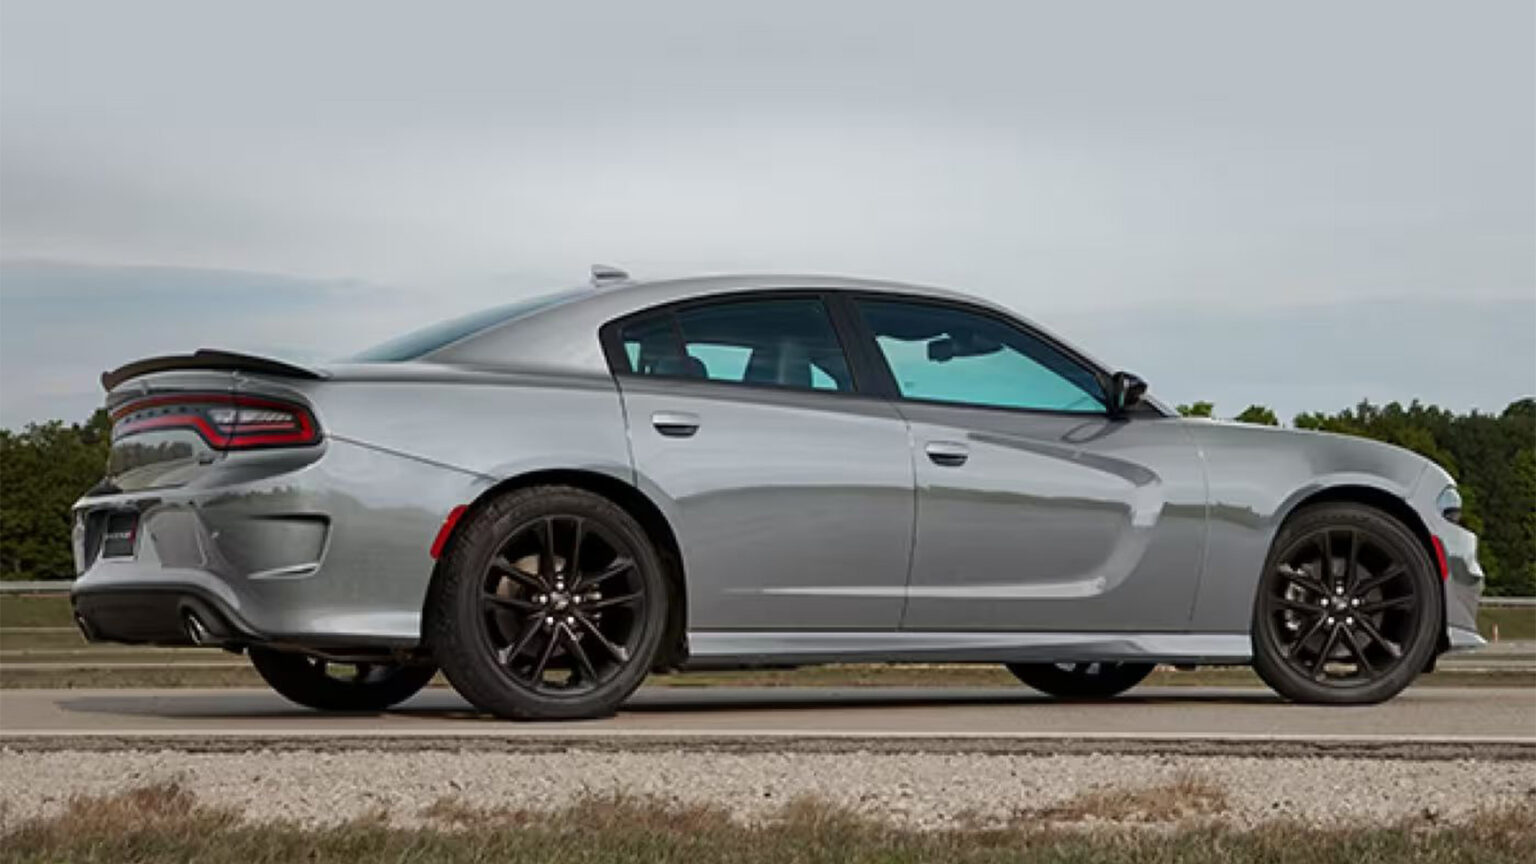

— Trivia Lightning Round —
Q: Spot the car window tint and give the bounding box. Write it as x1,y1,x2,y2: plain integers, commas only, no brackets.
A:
619,314,689,376
619,298,851,392
857,299,1106,413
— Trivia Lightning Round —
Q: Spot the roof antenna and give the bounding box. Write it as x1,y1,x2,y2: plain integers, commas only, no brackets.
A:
590,264,630,287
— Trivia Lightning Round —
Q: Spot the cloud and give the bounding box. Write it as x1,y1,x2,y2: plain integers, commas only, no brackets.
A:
0,1,1531,424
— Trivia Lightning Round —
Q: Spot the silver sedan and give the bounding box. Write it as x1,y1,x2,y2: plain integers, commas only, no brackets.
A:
70,270,1484,719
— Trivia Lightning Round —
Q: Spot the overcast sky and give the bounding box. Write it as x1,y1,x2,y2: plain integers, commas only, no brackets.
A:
1,1,1532,427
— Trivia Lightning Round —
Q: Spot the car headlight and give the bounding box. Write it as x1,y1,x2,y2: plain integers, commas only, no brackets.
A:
1436,486,1463,524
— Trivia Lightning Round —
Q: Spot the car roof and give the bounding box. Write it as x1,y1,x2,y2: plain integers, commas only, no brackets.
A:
424,272,1102,379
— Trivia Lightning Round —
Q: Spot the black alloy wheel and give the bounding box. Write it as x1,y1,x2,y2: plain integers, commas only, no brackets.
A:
1252,503,1441,704
476,513,647,694
429,486,668,720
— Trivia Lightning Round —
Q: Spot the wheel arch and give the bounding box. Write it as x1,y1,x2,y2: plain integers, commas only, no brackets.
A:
1280,484,1438,574
424,468,690,669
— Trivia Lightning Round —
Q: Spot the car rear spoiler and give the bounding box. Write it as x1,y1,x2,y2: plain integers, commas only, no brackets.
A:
102,349,326,391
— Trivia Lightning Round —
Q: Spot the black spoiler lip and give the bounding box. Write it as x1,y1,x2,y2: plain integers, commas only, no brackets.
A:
101,349,326,391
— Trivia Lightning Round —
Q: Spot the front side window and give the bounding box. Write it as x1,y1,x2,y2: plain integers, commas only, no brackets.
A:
857,299,1106,413
616,297,854,393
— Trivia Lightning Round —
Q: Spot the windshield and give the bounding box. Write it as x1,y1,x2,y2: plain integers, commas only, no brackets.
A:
348,290,582,362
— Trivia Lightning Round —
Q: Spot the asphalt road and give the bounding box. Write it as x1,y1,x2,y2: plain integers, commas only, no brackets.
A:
2,686,1533,748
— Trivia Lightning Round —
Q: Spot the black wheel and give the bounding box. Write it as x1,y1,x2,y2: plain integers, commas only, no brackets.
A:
1252,503,1441,705
248,647,436,711
426,485,668,720
1006,661,1155,699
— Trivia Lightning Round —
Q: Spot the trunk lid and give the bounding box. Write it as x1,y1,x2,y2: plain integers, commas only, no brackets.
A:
98,351,325,493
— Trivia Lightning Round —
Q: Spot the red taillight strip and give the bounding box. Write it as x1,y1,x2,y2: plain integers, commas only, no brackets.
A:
430,505,469,559
111,392,319,449
1431,536,1449,581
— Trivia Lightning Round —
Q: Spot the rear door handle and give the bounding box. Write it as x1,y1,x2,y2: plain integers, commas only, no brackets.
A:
651,411,700,438
925,441,969,467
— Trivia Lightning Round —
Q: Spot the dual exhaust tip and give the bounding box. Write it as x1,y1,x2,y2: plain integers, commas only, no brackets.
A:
71,597,237,648
182,610,219,646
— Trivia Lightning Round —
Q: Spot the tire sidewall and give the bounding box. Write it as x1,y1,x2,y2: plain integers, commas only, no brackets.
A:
1251,503,1443,705
430,486,669,720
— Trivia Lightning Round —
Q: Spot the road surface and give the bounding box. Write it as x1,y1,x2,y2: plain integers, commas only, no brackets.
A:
2,686,1533,753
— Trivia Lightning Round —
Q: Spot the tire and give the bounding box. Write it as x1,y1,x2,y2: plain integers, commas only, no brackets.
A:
248,648,436,712
426,485,669,720
1006,661,1155,699
1251,502,1442,705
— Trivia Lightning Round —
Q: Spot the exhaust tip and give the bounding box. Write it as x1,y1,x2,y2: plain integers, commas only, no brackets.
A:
183,611,216,646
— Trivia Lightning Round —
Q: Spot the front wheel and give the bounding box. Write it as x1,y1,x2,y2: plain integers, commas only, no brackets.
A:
1006,661,1155,699
248,648,436,711
1251,503,1442,705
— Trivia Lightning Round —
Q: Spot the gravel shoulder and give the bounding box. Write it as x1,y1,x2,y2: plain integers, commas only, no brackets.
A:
3,747,1534,831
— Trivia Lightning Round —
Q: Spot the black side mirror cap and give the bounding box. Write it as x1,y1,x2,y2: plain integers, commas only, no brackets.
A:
1109,371,1148,416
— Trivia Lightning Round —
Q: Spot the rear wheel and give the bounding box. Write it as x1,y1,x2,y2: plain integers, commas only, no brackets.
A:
1006,661,1155,699
1251,503,1441,705
427,485,668,720
248,648,435,711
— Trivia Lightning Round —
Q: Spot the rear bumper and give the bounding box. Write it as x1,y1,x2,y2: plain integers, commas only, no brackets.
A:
73,585,253,646
70,584,419,655
70,437,484,651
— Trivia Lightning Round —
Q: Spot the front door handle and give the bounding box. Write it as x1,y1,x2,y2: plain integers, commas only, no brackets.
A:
651,411,701,438
925,441,969,467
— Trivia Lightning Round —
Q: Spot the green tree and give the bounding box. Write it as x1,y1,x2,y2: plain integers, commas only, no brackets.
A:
0,410,110,579
1234,405,1279,426
1177,401,1214,418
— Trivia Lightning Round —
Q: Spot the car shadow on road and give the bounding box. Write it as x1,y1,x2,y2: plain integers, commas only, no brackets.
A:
54,686,1281,721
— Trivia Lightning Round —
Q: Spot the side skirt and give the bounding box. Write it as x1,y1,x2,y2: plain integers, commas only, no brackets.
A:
682,631,1252,668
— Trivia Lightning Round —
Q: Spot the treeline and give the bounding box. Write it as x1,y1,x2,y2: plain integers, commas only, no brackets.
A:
2,400,1533,594
0,409,110,581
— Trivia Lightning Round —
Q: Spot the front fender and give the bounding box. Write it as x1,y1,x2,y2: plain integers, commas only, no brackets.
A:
1183,420,1432,633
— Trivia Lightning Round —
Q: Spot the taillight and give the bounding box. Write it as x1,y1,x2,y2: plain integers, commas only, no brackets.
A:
111,393,321,450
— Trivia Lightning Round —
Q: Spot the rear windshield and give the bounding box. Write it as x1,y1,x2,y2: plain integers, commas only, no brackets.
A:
349,290,582,362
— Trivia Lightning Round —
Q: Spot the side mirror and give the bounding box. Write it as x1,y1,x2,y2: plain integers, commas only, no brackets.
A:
1109,371,1148,416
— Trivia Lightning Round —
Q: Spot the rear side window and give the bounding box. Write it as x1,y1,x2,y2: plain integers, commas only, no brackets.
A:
615,297,854,393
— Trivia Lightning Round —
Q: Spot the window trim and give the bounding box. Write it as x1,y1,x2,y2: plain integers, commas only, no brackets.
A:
598,290,866,397
842,292,1122,418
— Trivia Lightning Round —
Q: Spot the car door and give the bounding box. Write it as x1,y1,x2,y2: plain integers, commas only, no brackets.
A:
604,293,916,631
850,296,1207,633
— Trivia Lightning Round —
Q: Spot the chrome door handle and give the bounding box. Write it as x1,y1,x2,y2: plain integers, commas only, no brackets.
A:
925,441,969,467
651,411,700,438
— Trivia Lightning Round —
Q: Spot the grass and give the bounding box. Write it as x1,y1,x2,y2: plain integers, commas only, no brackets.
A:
1482,605,1536,640
1021,772,1230,823
3,781,1534,864
0,594,73,628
